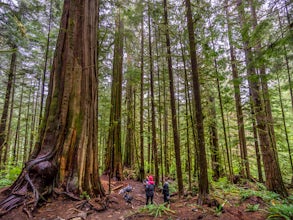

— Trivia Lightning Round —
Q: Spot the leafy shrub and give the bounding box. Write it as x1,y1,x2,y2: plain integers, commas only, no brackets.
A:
267,204,293,220
139,204,175,217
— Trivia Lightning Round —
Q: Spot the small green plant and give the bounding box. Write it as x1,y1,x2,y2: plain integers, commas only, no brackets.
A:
139,204,175,218
214,205,223,216
214,200,227,216
80,191,90,200
267,204,293,220
245,204,259,212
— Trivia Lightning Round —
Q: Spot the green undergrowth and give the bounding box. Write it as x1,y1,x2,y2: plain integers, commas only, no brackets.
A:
139,204,175,218
0,165,21,188
267,203,293,220
210,177,293,219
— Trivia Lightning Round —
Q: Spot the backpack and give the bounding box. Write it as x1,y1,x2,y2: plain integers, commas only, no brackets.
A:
145,183,155,196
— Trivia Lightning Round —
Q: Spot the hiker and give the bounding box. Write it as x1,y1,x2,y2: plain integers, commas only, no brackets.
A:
162,180,170,204
119,185,133,204
145,175,155,205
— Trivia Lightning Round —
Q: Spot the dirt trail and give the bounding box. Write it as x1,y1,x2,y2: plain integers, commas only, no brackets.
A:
0,175,268,220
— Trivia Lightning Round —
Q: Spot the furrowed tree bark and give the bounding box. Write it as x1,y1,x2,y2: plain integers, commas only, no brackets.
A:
0,0,105,216
184,0,209,204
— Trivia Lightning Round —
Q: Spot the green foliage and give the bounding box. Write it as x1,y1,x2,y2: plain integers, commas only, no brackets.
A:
267,204,293,220
212,177,229,188
214,204,223,216
0,165,22,188
245,204,259,212
80,191,90,200
139,204,175,218
240,188,280,203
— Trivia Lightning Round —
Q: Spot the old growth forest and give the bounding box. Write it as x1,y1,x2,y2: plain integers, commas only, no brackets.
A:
0,0,293,219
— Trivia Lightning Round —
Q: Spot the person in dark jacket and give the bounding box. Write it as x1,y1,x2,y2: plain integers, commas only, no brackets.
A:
162,181,170,204
145,175,155,205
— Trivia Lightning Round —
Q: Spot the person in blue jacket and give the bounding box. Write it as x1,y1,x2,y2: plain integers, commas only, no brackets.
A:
162,181,170,204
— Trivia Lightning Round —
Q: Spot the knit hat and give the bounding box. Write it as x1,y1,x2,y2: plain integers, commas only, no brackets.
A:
148,176,154,184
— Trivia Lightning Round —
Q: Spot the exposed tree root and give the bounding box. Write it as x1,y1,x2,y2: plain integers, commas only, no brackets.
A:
53,188,82,201
75,196,109,213
0,153,57,217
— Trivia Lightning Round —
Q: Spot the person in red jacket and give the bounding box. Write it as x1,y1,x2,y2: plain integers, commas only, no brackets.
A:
145,175,155,205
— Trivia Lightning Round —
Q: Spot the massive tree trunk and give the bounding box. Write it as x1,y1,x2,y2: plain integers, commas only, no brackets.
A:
163,0,183,197
104,11,124,180
184,0,209,204
0,0,105,215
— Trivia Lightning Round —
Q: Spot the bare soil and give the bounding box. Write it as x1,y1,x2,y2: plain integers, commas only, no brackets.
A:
0,175,268,220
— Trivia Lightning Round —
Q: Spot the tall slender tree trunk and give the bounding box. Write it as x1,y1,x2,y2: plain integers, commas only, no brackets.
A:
276,71,293,181
283,4,293,111
155,26,164,184
0,0,105,215
277,10,293,184
23,83,33,165
0,45,17,156
139,4,145,181
2,71,16,166
104,12,124,180
39,0,53,127
184,0,209,204
180,38,192,190
208,96,223,181
224,0,249,178
237,0,287,197
13,79,24,166
124,63,135,168
250,95,263,182
163,0,183,196
148,0,159,184
163,65,169,175
29,82,39,157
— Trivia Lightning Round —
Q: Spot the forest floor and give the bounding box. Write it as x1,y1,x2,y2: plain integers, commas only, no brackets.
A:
0,175,271,220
